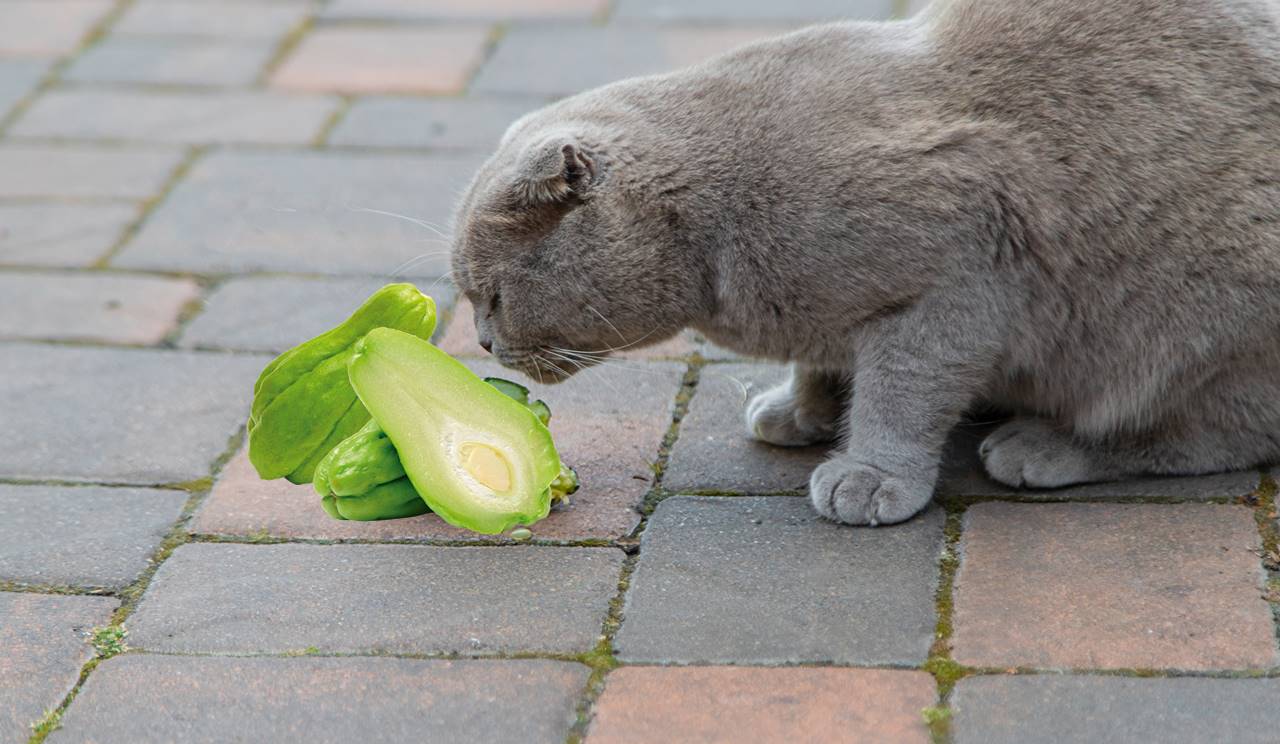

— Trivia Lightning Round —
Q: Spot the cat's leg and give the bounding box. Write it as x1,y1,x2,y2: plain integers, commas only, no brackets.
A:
810,298,1000,525
746,365,847,447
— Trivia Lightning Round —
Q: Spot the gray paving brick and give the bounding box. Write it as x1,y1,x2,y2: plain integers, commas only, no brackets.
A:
952,675,1280,744
0,144,182,200
615,496,943,664
0,343,264,484
113,150,482,275
0,592,116,744
51,655,588,744
10,90,337,145
63,37,278,87
473,26,790,97
113,1,310,38
0,271,199,344
0,60,47,118
0,485,186,589
126,543,625,654
325,0,607,21
0,204,136,268
329,97,542,151
180,276,455,353
613,0,896,22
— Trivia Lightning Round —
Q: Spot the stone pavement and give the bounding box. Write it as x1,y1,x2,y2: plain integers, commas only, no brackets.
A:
0,1,1276,742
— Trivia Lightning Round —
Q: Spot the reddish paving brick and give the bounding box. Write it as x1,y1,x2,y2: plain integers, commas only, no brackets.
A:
52,656,587,744
10,90,337,145
0,144,182,200
0,204,137,268
0,592,116,744
326,0,608,21
271,27,491,95
113,1,310,38
588,667,935,744
952,503,1276,670
0,271,199,345
194,359,681,541
439,297,699,360
0,1,112,58
64,37,278,87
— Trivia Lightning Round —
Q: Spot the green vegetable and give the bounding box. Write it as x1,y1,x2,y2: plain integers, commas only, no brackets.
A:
247,284,436,484
484,376,552,426
348,328,565,534
320,478,429,521
313,418,406,497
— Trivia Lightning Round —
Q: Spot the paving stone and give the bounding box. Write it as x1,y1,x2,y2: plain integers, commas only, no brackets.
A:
952,675,1280,744
0,60,47,117
615,496,943,664
0,343,265,484
0,204,137,268
193,358,681,541
271,27,491,94
0,144,182,200
10,90,337,145
952,502,1275,670
588,667,936,744
473,26,791,97
126,542,624,654
113,1,310,38
438,297,700,360
179,276,455,353
0,485,186,589
113,150,482,275
0,1,112,58
613,0,895,22
0,592,116,744
52,655,586,744
325,0,608,21
663,364,828,493
63,37,278,87
329,97,542,150
0,271,199,344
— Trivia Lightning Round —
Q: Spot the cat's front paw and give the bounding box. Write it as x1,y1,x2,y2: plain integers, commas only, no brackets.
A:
980,418,1113,488
746,383,839,448
808,457,933,526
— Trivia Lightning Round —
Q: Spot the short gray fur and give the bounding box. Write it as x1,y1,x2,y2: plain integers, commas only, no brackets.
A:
451,0,1280,525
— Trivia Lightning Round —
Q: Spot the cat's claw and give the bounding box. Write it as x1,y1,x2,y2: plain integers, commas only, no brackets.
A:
745,383,839,447
808,458,932,526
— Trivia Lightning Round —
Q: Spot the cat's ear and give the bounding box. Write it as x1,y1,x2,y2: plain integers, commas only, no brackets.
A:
513,135,602,207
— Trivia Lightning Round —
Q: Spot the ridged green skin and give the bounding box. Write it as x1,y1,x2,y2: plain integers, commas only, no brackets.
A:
348,329,563,534
313,418,406,497
247,284,436,484
320,478,428,521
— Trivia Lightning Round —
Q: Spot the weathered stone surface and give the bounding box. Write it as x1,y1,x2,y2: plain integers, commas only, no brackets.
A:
0,592,116,744
10,90,337,145
0,60,47,117
0,271,199,344
616,497,943,664
330,97,541,150
194,359,680,541
0,204,136,268
51,656,588,744
952,675,1280,744
952,502,1276,670
325,0,608,21
113,150,482,275
0,343,264,484
113,1,310,38
0,485,185,589
126,543,624,654
0,1,111,57
588,667,936,744
179,276,454,353
0,144,182,200
613,0,895,21
64,37,278,87
271,27,490,94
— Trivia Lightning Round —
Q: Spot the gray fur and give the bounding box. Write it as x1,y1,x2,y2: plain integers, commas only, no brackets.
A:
451,0,1280,525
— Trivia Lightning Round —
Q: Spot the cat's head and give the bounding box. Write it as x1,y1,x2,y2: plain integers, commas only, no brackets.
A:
450,112,705,382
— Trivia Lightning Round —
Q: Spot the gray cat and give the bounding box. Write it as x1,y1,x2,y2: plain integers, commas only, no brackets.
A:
450,0,1280,525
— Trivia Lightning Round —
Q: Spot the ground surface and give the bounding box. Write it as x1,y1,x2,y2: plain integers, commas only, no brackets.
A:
1,1,1278,743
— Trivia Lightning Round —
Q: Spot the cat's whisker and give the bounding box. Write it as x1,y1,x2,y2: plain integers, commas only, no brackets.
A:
389,251,454,277
585,304,628,347
347,205,453,240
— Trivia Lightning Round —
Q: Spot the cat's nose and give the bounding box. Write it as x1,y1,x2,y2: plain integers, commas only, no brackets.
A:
479,338,493,353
